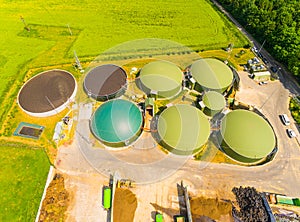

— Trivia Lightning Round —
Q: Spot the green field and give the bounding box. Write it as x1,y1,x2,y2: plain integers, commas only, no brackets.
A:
0,145,50,221
0,0,248,124
1,0,247,55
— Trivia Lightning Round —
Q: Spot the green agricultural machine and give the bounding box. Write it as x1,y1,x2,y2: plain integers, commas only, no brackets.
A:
103,186,112,210
155,213,163,222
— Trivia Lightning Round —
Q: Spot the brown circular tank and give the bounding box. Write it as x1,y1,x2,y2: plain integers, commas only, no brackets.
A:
18,69,77,117
83,64,127,101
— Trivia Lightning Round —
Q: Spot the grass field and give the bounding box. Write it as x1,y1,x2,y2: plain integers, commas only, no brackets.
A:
0,0,252,139
0,144,50,221
1,0,247,54
0,0,248,125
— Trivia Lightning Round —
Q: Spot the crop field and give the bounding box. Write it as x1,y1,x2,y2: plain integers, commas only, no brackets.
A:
0,145,50,221
0,0,248,124
0,0,249,220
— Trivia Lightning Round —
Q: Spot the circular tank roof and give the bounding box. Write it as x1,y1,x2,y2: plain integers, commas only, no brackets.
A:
84,64,127,100
202,91,226,111
190,58,233,91
90,99,143,145
221,109,275,160
157,104,210,155
18,69,77,117
139,60,182,97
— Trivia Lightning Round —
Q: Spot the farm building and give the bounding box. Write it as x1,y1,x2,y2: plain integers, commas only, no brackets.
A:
189,58,233,93
18,69,77,117
250,71,271,81
90,99,143,147
219,109,276,164
83,64,127,101
136,60,183,99
156,104,210,155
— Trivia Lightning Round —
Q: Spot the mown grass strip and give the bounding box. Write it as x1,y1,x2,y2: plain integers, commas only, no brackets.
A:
0,144,50,221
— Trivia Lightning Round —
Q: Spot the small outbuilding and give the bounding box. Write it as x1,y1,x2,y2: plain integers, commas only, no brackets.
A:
250,71,271,81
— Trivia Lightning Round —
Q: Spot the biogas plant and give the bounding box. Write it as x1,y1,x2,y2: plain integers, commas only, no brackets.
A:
78,52,276,166
17,40,277,166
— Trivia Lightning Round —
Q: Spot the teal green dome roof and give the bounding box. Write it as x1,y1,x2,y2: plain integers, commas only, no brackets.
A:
91,99,143,146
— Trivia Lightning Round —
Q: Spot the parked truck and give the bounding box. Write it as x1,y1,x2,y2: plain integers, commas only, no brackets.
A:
155,213,163,222
265,192,300,206
103,186,112,210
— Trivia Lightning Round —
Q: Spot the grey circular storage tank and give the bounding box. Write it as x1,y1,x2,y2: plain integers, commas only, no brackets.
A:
90,99,143,147
136,60,183,99
84,64,127,101
190,58,233,93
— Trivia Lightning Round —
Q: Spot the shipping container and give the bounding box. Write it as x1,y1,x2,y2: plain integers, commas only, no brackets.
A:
276,195,294,205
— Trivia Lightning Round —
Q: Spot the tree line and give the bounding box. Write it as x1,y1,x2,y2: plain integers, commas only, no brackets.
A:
216,0,300,81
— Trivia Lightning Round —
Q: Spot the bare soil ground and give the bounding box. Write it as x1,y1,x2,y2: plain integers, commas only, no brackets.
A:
63,172,108,222
113,188,137,222
56,138,239,221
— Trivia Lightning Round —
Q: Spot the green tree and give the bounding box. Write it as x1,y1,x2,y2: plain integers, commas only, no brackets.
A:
217,0,300,79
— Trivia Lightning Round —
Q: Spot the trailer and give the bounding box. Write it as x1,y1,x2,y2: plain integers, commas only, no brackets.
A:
276,195,300,206
175,216,186,222
116,179,135,188
103,186,112,210
265,192,300,207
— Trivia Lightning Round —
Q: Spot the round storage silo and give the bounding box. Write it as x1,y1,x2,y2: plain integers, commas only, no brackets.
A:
18,69,77,117
220,109,276,164
157,104,210,155
202,91,226,116
84,64,127,101
190,58,233,93
136,60,183,99
90,99,143,147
